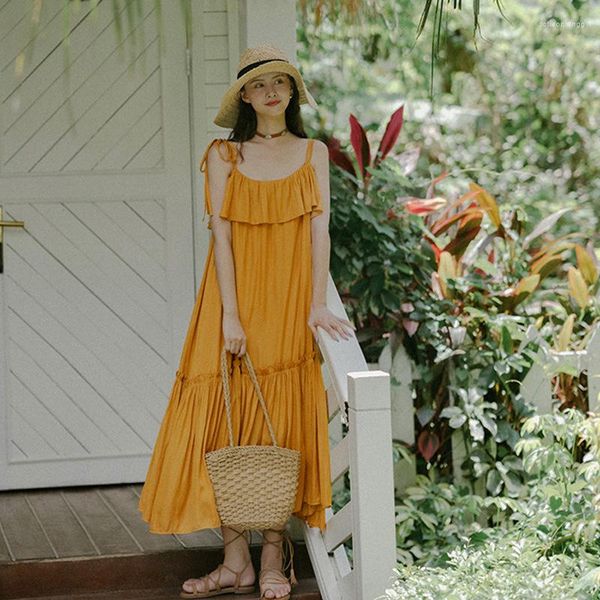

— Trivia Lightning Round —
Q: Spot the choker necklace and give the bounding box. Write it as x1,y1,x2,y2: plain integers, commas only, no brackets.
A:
255,128,288,139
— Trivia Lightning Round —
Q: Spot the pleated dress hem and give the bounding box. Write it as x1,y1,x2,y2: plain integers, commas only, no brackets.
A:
138,348,331,534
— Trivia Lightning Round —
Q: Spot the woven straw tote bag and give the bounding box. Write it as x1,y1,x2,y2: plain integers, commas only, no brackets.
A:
205,347,301,530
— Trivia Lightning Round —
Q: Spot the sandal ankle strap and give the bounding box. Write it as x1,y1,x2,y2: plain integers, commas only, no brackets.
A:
261,529,297,586
223,527,250,548
220,529,252,589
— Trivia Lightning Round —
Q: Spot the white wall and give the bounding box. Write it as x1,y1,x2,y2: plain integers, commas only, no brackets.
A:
239,0,297,60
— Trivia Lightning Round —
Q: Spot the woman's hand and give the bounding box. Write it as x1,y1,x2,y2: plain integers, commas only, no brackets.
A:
222,312,247,356
308,304,356,342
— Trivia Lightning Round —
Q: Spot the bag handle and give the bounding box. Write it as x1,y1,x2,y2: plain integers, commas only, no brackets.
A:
220,347,279,448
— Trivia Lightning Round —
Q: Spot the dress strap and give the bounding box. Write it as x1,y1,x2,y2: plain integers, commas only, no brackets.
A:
199,139,237,228
200,139,237,173
304,139,315,165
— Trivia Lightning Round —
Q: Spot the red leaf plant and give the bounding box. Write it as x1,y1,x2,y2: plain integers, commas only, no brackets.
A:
326,105,405,192
417,430,441,463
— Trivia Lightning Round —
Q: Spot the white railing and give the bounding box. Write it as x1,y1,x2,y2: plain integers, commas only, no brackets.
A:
378,343,417,493
521,323,600,413
302,274,397,600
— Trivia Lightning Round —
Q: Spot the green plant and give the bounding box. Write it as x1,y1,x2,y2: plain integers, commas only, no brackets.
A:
326,105,599,487
382,541,594,600
513,409,600,560
325,104,435,363
394,474,485,566
404,179,599,481
420,0,600,238
299,0,512,100
301,1,600,239
385,409,600,598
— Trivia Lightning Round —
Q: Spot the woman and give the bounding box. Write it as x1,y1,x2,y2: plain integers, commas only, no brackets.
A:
138,44,354,600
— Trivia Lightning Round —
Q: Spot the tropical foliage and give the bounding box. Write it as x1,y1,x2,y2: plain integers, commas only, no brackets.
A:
299,0,600,237
315,4,600,592
298,0,510,96
379,409,600,599
324,96,599,482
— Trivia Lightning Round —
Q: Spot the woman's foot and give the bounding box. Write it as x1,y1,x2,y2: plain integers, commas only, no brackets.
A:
181,527,255,597
259,529,295,600
181,559,255,596
259,569,291,600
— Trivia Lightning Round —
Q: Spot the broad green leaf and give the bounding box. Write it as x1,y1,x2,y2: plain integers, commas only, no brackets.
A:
575,245,599,285
549,496,562,511
501,325,512,355
449,414,468,429
469,418,485,442
486,469,503,495
500,470,523,496
522,207,570,247
521,416,542,434
440,406,463,419
416,406,435,427
469,182,501,228
556,313,576,351
568,267,590,309
480,414,498,438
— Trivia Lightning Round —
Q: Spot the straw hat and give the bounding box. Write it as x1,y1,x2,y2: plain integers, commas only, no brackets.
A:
213,43,318,129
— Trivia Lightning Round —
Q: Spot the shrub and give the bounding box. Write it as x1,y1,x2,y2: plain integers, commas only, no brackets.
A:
382,409,600,599
326,106,599,481
382,541,592,600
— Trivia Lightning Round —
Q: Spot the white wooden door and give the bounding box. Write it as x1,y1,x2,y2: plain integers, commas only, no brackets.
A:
0,0,196,489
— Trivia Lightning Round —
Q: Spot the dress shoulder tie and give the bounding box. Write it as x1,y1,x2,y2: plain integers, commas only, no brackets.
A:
304,138,315,165
199,139,238,228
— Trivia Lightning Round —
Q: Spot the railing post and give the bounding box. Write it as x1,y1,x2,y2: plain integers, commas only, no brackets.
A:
587,326,600,409
347,370,396,600
378,343,417,494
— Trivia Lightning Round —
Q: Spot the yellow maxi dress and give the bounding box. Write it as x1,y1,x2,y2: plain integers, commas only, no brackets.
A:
138,138,332,534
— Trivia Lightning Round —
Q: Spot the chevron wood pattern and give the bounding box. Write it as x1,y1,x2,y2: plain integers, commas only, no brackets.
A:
0,0,198,489
3,199,170,462
1,0,164,174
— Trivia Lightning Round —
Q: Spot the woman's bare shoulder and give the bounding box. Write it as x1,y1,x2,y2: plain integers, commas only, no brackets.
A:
203,138,237,173
310,138,329,164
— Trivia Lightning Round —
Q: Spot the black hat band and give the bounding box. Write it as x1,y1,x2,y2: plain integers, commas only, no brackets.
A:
237,58,289,79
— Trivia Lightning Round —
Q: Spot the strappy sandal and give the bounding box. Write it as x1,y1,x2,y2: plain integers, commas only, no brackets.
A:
180,528,255,598
259,528,297,600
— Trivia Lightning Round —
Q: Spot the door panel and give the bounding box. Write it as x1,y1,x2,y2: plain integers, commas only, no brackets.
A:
0,0,195,489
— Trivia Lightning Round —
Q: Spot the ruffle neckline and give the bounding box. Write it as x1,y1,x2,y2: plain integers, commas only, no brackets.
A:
200,139,323,226
232,160,312,184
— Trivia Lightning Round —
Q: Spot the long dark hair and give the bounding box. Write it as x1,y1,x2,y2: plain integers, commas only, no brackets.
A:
227,75,308,163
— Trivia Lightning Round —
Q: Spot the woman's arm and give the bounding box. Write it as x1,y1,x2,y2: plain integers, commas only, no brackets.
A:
205,142,247,355
310,140,331,309
309,140,355,342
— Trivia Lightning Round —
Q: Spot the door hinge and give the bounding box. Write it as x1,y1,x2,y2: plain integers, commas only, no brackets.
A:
185,47,192,77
